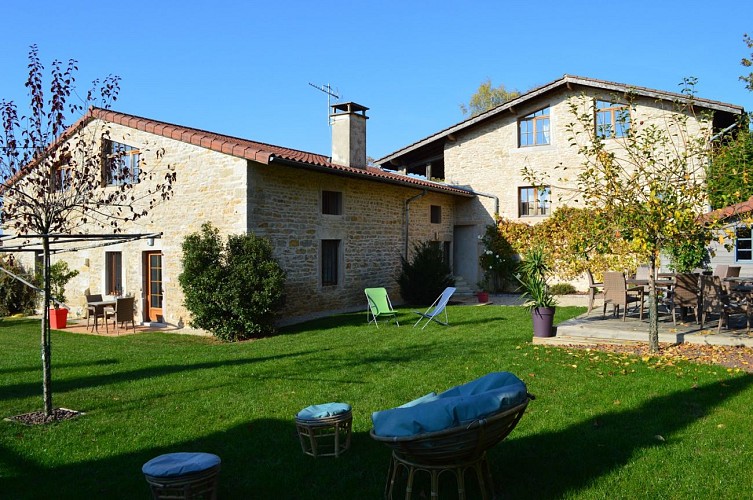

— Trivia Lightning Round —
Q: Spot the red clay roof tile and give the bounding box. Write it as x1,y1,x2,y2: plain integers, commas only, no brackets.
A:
82,107,473,197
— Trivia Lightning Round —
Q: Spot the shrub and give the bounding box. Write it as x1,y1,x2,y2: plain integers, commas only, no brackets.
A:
48,261,79,305
479,224,518,291
0,257,39,316
179,223,286,341
397,241,455,305
550,283,576,295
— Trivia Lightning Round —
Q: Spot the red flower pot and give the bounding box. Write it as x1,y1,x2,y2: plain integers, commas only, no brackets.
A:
477,292,489,303
49,308,68,329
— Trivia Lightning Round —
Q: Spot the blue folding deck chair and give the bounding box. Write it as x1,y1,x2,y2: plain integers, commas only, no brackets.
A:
413,287,456,329
365,287,400,328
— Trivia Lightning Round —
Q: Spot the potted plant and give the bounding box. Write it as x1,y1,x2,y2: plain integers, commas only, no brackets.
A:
518,247,557,337
48,261,79,329
476,279,490,303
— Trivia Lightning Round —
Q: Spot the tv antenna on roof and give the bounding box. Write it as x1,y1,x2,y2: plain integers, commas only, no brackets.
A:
308,82,340,126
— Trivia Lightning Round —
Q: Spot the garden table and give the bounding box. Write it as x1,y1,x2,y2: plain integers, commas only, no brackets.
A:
88,299,116,333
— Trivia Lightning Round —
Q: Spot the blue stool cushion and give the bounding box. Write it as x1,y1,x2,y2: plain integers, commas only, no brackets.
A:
142,452,221,478
297,402,351,420
371,372,527,438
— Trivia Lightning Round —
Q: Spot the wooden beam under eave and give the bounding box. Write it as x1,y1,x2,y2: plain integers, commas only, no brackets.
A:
447,134,456,142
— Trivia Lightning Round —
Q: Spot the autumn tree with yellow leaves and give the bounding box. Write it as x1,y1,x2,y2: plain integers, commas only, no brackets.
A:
526,82,717,352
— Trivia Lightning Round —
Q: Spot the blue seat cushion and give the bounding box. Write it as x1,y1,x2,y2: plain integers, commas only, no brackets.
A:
142,452,221,478
371,372,527,438
297,402,351,420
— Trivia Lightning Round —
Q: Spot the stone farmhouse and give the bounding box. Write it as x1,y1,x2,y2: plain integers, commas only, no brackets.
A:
7,103,475,327
376,75,744,287
4,75,745,330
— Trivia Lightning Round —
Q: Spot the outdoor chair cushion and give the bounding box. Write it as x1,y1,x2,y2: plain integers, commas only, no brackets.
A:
142,452,221,478
297,402,352,420
371,372,527,438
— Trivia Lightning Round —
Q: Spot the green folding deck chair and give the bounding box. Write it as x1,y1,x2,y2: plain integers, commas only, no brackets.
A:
365,287,400,327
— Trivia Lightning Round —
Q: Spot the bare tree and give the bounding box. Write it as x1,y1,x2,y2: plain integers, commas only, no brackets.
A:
0,45,175,419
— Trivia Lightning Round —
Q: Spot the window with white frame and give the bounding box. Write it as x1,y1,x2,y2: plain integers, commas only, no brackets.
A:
519,186,551,217
736,226,752,262
104,140,140,186
519,107,550,147
595,100,630,138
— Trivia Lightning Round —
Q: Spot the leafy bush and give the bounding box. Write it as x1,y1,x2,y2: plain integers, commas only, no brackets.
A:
0,257,39,316
550,283,576,295
665,231,711,273
397,241,455,305
179,223,286,341
479,224,518,291
48,261,79,305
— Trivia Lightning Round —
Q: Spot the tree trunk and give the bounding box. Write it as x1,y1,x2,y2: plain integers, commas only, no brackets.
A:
648,253,659,353
41,235,53,417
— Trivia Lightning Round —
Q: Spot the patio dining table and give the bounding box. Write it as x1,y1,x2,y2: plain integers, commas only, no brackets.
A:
88,299,117,333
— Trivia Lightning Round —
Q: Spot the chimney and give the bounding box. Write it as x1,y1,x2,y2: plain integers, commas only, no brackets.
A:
330,102,368,168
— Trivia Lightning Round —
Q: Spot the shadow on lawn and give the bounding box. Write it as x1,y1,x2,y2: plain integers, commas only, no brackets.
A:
2,375,751,498
0,358,119,377
0,350,322,402
488,373,753,498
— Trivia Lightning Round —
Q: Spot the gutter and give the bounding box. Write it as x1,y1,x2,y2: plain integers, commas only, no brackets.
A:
473,190,500,216
710,122,738,143
404,190,428,258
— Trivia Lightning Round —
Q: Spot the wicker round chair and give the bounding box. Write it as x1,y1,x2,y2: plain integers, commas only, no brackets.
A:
370,396,532,499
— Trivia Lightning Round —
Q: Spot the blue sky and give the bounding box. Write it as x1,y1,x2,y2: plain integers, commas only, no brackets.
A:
1,0,751,160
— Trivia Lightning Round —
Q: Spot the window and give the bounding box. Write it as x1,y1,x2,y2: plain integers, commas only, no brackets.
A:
430,205,442,224
105,251,123,295
519,107,550,147
104,140,140,186
322,191,342,215
321,240,340,286
736,227,752,262
519,186,551,217
51,154,73,192
595,100,630,138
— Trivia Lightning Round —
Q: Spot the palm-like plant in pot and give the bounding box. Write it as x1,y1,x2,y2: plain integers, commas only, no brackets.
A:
518,247,557,337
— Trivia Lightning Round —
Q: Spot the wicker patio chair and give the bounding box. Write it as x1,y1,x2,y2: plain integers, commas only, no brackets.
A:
700,275,750,333
602,271,644,321
586,269,603,316
104,296,135,335
667,272,700,326
370,397,531,499
85,294,102,330
713,265,728,278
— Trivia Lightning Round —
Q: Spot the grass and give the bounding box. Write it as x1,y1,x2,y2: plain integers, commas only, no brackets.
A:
1,305,752,499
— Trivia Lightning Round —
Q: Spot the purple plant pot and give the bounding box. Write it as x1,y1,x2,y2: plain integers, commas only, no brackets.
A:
532,307,556,337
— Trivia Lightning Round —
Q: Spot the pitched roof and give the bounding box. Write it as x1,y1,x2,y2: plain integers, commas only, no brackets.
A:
87,107,473,197
377,74,745,166
704,196,753,223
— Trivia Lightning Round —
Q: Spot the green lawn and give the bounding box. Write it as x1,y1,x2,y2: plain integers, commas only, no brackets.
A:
1,306,752,499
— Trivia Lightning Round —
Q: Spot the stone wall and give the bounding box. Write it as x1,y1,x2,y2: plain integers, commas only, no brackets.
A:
9,118,460,329
248,163,457,319
442,87,712,290
444,87,710,223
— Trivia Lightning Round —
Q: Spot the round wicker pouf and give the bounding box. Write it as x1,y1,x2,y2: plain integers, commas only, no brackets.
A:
295,402,352,458
142,452,221,499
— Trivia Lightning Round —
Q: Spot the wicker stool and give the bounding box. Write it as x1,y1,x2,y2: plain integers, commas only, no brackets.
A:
295,402,352,458
142,452,221,499
385,451,493,500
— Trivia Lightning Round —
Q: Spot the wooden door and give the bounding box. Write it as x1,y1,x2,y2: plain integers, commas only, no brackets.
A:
146,251,163,322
